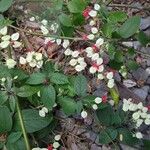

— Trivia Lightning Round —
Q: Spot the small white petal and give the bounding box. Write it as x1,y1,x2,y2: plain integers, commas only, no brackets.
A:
1,35,10,41
35,53,43,61
56,39,62,45
11,32,20,41
19,57,27,65
89,66,97,74
77,57,84,63
94,4,101,11
142,107,148,113
41,19,48,26
135,132,143,139
106,72,114,80
81,110,87,118
92,53,99,61
75,65,83,72
42,107,48,113
145,119,150,125
29,60,37,68
98,74,104,80
0,26,7,35
96,58,103,65
29,17,35,21
13,41,22,48
69,59,77,66
132,112,140,120
92,104,98,110
96,38,104,47
39,110,46,117
95,97,102,104
91,27,98,34
54,135,61,141
53,142,60,149
87,34,95,40
6,59,17,69
64,48,72,56
36,60,43,68
89,20,95,26
63,40,70,48
137,102,143,109
40,25,49,35
89,10,97,17
98,65,104,72
0,40,10,48
72,51,79,58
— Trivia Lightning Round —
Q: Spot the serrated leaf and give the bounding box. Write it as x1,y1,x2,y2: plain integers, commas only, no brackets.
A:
0,0,13,13
137,31,150,46
41,85,56,109
118,16,141,38
0,91,8,105
67,0,86,13
7,132,22,143
16,85,40,97
15,109,53,133
74,74,87,97
127,60,139,70
99,128,118,144
58,97,77,115
59,13,72,27
26,73,46,85
50,73,69,85
0,106,12,133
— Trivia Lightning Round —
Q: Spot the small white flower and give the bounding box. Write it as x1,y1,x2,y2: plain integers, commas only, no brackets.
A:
37,91,40,97
69,59,77,66
89,20,95,26
75,65,83,72
81,110,87,118
135,132,143,139
19,57,27,65
36,60,43,68
87,34,95,40
80,62,87,68
98,65,104,72
0,26,7,35
29,17,35,21
1,35,10,41
62,40,70,48
42,107,48,113
98,74,104,80
13,41,22,48
119,134,123,141
77,57,84,63
1,78,6,82
0,40,10,48
26,52,34,62
107,79,114,88
89,10,97,17
92,104,98,110
53,142,60,149
89,66,97,74
140,112,147,118
132,112,140,120
29,60,37,68
137,102,143,109
32,147,41,150
96,38,104,47
6,59,17,69
41,19,48,26
39,110,46,117
72,51,79,58
94,4,101,11
11,33,19,41
91,27,98,34
129,103,138,111
92,53,99,61
54,135,61,141
85,47,93,58
96,58,103,65
56,39,62,45
64,48,72,56
142,107,148,113
40,25,49,35
106,72,113,80
122,103,129,112
145,118,150,125
35,53,42,61
95,97,102,104
136,119,143,127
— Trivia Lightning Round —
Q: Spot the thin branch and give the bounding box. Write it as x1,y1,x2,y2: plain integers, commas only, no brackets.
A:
107,3,150,11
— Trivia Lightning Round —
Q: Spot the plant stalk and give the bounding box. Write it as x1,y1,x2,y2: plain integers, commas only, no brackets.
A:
16,98,31,150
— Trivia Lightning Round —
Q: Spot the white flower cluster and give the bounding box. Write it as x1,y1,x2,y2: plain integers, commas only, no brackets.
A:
32,148,47,150
123,98,150,139
92,97,102,110
52,134,61,150
39,107,48,117
19,51,43,68
0,26,22,49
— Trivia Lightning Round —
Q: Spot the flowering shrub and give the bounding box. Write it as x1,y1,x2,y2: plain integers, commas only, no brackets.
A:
0,0,150,150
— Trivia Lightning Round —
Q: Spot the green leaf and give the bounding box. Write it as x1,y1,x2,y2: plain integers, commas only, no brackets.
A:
16,85,40,97
137,31,150,46
61,26,74,37
0,91,8,105
114,51,124,62
26,73,46,85
99,128,118,144
7,132,22,143
58,97,77,115
74,74,87,97
9,95,16,113
73,13,84,26
0,106,12,133
118,16,141,38
110,87,120,105
59,13,72,27
0,64,11,78
108,11,127,23
50,73,69,85
52,0,63,10
102,23,115,38
67,0,86,13
15,109,53,133
0,0,13,12
96,105,114,126
41,85,56,109
0,18,13,29
127,60,139,70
